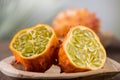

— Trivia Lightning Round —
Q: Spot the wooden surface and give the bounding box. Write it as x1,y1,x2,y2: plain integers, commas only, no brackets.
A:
0,38,120,80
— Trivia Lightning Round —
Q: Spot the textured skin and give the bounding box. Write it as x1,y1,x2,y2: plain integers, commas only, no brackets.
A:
9,24,59,72
53,8,100,38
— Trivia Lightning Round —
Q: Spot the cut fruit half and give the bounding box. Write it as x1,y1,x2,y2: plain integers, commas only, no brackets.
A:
9,24,59,72
58,26,106,73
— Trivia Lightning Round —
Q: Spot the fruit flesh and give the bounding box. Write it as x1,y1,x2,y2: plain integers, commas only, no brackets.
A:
66,28,105,69
12,26,52,57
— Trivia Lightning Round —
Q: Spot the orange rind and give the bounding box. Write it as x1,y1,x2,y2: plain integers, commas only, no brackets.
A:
9,24,59,72
58,26,106,73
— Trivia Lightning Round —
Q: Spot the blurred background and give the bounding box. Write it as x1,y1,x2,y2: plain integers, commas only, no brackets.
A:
0,0,120,80
0,0,120,40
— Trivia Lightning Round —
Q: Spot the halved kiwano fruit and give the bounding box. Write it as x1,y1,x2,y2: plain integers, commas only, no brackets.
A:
9,24,59,72
58,26,106,73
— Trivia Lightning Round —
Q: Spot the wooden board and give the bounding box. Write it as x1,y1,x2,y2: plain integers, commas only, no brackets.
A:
0,56,120,80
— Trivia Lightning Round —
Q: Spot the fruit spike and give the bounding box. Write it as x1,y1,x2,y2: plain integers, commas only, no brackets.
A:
9,24,59,72
58,25,106,73
53,8,100,38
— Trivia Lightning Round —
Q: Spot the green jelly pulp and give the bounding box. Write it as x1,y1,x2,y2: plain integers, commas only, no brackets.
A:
66,28,104,68
13,26,52,57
